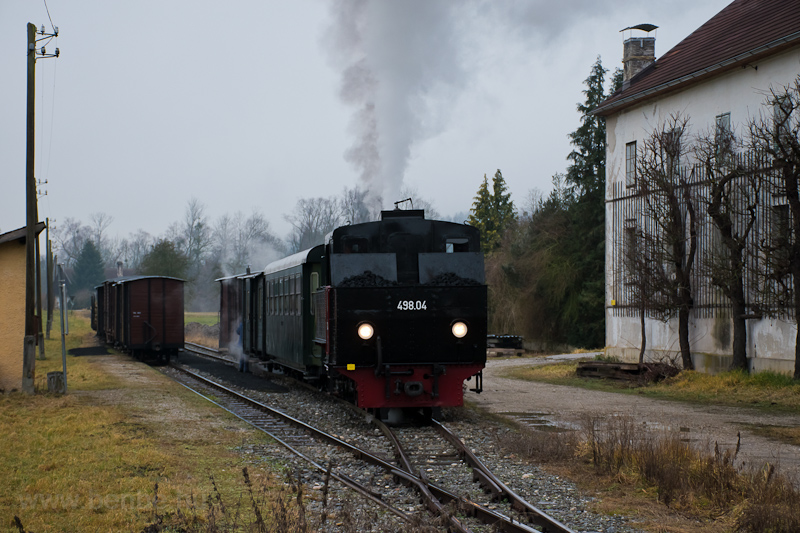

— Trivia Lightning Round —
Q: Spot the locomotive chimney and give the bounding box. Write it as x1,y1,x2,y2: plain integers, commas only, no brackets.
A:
621,24,657,88
116,261,123,277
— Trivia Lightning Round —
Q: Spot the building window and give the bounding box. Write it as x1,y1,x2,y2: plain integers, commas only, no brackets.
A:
625,141,637,188
623,221,638,281
715,112,732,166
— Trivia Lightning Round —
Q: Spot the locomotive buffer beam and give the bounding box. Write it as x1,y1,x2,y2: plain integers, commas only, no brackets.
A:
378,364,414,399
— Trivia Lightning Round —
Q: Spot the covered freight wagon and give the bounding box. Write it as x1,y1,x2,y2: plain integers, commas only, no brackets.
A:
93,276,184,362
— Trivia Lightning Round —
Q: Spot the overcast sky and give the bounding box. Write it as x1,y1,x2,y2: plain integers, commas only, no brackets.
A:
1,0,731,242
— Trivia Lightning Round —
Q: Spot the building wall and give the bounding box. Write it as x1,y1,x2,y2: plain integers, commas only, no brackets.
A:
0,240,27,392
604,47,800,373
606,49,800,192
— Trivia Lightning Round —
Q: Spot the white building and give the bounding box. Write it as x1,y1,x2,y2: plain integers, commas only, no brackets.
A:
594,0,800,373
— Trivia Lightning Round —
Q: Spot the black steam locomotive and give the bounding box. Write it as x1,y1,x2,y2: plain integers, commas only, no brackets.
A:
218,209,487,419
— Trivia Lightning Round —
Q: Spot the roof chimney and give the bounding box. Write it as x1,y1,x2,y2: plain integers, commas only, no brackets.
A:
621,24,657,87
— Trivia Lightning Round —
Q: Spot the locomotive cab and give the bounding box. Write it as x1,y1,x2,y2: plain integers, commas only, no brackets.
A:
324,210,487,413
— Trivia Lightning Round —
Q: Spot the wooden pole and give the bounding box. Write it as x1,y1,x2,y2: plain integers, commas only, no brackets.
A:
23,22,37,394
46,220,54,339
36,232,45,359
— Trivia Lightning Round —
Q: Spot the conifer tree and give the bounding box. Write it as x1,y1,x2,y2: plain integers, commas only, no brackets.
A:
469,174,494,251
72,240,105,294
560,57,611,346
469,170,515,253
567,56,608,196
139,239,189,279
491,169,516,235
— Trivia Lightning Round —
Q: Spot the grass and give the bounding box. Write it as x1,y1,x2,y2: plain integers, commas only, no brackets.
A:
185,312,219,326
4,312,283,532
500,361,800,412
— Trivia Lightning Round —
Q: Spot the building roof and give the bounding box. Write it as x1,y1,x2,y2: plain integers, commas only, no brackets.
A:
594,0,800,116
0,222,46,246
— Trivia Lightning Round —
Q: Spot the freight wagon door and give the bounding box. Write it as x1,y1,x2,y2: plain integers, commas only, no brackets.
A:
162,279,184,349
128,280,149,348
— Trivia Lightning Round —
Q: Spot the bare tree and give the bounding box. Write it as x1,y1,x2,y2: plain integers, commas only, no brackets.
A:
211,213,233,266
227,210,282,273
635,113,698,370
339,186,374,225
748,77,800,379
181,198,211,268
119,230,153,272
694,127,760,372
52,217,89,268
621,226,673,365
285,197,342,253
89,212,114,265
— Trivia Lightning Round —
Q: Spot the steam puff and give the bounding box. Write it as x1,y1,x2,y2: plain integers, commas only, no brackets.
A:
324,0,467,210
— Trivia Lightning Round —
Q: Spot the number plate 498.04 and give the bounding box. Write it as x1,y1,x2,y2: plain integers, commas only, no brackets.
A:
397,300,427,311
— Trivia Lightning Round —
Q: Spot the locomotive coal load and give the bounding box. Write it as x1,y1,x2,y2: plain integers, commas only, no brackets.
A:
219,209,487,420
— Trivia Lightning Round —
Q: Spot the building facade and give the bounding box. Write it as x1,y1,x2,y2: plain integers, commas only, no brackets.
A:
595,0,800,373
0,224,45,392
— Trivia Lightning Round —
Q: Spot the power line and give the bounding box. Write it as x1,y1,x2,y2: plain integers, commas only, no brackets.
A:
43,0,55,32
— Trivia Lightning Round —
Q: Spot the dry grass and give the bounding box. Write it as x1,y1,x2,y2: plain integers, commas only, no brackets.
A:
499,414,800,532
185,332,219,349
5,313,281,532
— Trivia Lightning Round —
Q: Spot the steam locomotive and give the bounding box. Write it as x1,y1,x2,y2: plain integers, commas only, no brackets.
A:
218,209,487,420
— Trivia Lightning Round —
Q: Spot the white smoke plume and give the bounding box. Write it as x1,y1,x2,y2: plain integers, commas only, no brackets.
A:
324,0,468,210
323,0,701,211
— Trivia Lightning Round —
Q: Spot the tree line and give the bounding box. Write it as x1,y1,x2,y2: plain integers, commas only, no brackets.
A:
55,185,443,311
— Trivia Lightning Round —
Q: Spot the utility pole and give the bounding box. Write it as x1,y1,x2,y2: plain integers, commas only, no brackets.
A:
23,23,59,393
46,219,54,340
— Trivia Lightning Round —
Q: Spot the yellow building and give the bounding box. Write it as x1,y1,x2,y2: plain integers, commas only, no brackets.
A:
0,223,45,392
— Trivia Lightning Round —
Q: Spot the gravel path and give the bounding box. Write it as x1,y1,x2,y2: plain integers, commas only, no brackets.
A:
470,354,800,483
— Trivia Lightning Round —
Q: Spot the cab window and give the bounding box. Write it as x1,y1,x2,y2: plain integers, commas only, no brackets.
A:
446,238,469,253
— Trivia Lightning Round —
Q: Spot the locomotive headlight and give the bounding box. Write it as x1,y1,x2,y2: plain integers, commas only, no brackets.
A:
357,322,375,340
451,321,468,339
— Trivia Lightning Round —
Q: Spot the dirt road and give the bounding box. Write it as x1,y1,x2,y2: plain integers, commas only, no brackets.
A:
469,354,800,482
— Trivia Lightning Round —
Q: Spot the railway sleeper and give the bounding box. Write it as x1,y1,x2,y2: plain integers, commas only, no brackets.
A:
472,469,504,499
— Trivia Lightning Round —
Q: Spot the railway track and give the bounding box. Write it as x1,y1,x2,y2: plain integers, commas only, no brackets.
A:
174,344,576,532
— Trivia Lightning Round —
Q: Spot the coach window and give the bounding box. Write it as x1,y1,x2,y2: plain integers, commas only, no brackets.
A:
310,272,319,315
290,275,296,315
276,278,281,315
269,280,274,315
257,283,263,323
446,238,469,253
285,277,290,315
295,274,301,315
282,277,287,315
